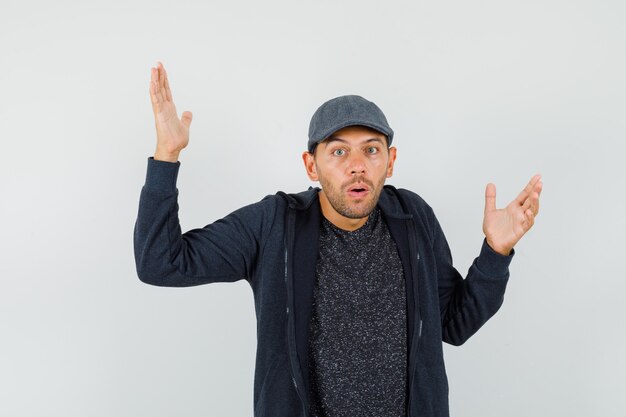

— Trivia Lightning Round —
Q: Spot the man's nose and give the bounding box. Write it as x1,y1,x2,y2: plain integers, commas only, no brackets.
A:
348,153,366,175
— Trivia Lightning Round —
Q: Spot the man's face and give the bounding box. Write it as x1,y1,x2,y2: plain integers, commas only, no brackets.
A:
302,125,397,231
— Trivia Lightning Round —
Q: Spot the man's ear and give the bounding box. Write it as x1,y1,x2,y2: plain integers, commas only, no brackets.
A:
386,146,397,178
302,151,319,181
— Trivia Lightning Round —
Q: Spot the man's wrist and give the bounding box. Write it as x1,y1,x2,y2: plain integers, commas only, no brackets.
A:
154,148,180,163
485,237,512,256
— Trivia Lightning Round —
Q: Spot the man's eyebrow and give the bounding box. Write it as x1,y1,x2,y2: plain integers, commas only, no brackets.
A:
324,136,386,145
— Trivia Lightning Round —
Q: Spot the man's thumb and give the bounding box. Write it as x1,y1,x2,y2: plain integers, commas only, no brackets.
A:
485,183,496,213
181,111,193,129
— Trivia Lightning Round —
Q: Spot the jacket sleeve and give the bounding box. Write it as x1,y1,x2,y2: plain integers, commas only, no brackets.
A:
432,212,514,346
133,157,277,287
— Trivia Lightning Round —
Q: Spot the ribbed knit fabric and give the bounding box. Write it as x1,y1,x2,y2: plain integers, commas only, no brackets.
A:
307,208,407,417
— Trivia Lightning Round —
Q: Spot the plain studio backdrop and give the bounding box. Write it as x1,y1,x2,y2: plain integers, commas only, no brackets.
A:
1,0,624,416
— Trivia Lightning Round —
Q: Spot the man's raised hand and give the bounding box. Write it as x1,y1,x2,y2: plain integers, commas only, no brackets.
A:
482,174,543,256
149,61,192,162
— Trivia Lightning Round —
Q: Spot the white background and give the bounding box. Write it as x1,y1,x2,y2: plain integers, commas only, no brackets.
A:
1,0,625,416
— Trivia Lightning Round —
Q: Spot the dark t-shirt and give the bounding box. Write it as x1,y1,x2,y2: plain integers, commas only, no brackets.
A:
307,207,408,417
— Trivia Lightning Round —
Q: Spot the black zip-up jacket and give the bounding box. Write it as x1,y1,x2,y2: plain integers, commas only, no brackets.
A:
134,157,514,417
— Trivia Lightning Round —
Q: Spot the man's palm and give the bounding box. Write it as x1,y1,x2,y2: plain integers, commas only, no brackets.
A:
149,61,192,155
482,175,543,255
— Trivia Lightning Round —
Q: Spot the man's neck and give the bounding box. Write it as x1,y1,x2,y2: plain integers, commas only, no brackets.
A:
317,190,368,231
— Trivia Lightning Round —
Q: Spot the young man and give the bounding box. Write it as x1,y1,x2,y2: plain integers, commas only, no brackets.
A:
134,61,542,417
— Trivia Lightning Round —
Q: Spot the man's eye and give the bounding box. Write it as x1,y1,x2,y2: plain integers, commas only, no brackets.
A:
367,147,379,154
333,149,346,156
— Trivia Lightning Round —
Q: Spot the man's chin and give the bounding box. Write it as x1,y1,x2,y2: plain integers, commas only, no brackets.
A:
339,203,376,219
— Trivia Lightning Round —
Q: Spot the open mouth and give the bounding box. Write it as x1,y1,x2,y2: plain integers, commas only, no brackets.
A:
347,184,370,198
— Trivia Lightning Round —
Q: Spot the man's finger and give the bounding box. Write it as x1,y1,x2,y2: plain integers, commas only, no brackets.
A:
163,65,173,102
157,61,167,98
181,111,193,129
150,69,166,109
535,181,543,210
515,174,542,205
530,181,542,215
520,189,542,216
149,80,159,110
532,191,540,215
149,67,163,113
485,183,496,214
524,208,535,230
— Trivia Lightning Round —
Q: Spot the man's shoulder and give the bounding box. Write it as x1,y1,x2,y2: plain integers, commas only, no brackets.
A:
219,188,319,224
386,186,428,204
380,185,440,239
260,187,320,210
380,185,434,214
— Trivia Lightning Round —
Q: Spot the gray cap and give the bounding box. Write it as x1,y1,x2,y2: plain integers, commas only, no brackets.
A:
307,95,394,152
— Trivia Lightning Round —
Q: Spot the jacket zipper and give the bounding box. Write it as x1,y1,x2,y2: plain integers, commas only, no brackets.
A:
405,218,422,417
284,206,309,417
282,198,419,416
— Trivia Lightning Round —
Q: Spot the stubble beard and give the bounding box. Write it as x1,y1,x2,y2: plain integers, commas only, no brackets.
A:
318,173,386,220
